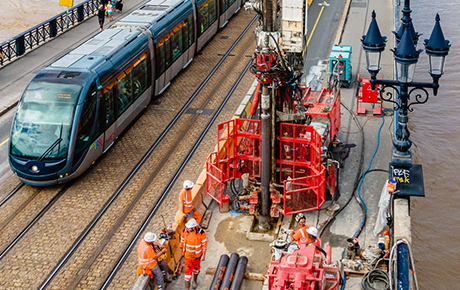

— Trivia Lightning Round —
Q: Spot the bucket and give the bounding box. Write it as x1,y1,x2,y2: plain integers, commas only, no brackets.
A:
220,194,230,213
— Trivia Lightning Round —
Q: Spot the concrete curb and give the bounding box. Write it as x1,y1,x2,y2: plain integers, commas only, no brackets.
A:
0,101,18,117
333,0,352,45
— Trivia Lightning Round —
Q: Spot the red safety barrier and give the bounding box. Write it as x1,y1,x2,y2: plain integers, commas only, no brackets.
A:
279,123,325,214
206,152,225,205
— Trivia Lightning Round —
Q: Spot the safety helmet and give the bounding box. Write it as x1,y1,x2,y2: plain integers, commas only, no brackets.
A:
144,232,157,243
185,218,199,229
306,227,318,237
183,180,194,189
295,213,306,224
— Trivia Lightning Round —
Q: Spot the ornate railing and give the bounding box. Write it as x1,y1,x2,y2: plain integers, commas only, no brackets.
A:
0,0,100,67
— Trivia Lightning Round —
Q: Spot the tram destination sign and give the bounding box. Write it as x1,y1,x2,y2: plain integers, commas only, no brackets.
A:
389,164,425,197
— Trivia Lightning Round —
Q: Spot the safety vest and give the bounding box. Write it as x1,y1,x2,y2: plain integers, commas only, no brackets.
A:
310,237,322,254
179,188,194,213
138,239,158,270
180,227,207,259
293,225,310,241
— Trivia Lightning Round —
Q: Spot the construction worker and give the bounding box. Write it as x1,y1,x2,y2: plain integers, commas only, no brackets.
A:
291,213,309,242
306,227,322,254
153,242,172,283
180,218,207,290
137,232,166,290
179,180,202,223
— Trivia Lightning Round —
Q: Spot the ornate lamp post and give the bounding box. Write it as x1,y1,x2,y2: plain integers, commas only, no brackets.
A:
361,5,450,174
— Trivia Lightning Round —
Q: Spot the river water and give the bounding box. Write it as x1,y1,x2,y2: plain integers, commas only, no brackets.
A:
0,0,458,287
410,0,460,287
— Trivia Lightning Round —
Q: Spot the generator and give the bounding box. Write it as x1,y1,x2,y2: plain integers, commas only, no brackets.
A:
329,44,352,88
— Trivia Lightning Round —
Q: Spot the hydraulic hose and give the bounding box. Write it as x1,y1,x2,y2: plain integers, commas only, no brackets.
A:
361,269,390,290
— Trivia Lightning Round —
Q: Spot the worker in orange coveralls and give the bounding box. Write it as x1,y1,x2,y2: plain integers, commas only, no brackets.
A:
179,180,202,223
180,218,207,290
137,232,166,290
306,227,323,254
291,213,310,242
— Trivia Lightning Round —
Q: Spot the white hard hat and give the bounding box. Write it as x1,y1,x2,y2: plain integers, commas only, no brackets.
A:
306,227,318,237
183,180,194,189
185,218,198,229
144,232,157,243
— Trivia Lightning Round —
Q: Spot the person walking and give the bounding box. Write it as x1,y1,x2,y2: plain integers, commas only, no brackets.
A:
137,232,166,290
116,0,123,13
179,180,202,223
180,218,207,290
97,4,105,31
291,213,309,242
106,1,113,21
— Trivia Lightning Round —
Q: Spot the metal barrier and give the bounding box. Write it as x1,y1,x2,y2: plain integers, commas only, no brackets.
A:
0,0,100,67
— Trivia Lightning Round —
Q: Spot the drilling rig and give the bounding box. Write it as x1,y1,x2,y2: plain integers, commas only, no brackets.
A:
206,0,341,229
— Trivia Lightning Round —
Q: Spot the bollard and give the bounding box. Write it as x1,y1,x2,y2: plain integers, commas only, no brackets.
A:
220,253,239,290
220,194,230,213
77,6,85,22
16,35,25,56
49,19,58,37
229,256,248,290
209,254,230,290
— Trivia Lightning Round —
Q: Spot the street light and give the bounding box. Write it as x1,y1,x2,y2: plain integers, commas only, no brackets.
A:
361,4,450,194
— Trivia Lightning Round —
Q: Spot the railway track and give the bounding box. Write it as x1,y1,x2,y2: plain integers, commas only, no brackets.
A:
0,11,257,290
0,183,24,208
40,16,256,289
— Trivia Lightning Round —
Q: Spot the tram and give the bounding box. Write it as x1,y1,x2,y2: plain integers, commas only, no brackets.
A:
9,0,244,185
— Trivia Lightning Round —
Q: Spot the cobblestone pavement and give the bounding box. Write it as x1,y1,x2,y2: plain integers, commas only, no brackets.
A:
0,10,257,290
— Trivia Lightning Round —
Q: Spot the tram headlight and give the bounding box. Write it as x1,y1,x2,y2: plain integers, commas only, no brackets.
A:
31,165,39,173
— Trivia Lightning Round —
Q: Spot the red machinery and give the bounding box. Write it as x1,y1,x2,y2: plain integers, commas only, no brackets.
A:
267,244,339,290
356,73,383,116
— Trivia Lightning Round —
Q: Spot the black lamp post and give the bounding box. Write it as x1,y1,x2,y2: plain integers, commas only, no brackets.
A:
361,6,450,170
361,2,450,198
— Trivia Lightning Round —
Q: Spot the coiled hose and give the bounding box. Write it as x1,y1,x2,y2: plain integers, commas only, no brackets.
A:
361,269,390,290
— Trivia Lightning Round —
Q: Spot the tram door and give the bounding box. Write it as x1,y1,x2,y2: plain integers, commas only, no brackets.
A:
101,83,116,152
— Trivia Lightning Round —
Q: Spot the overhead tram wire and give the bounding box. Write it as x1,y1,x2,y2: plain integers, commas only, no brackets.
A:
38,18,257,290
99,59,253,290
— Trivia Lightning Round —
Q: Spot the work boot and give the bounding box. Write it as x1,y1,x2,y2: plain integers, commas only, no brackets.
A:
185,281,191,290
192,274,198,289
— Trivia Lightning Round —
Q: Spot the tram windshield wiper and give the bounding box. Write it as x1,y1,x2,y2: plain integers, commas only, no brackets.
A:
38,123,64,161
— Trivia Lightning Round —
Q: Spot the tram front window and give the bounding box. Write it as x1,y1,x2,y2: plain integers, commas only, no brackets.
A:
10,82,81,159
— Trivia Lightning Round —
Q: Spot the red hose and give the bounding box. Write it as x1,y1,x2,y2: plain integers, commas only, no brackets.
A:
249,82,261,117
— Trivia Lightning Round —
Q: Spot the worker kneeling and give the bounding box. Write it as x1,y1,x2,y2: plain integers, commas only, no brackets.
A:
291,213,309,242
179,180,202,223
306,227,322,254
181,218,207,290
137,232,167,290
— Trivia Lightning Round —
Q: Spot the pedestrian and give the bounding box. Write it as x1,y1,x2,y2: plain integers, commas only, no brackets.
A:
180,218,207,290
137,232,166,290
291,213,309,242
306,227,322,254
116,0,123,13
179,180,202,223
97,4,105,32
107,1,113,21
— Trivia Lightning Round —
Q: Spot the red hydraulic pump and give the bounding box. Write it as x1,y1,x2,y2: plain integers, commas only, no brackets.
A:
253,49,278,84
267,243,339,290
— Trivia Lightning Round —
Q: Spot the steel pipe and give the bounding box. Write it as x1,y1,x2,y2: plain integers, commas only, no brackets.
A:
221,253,240,289
209,254,230,290
229,256,248,290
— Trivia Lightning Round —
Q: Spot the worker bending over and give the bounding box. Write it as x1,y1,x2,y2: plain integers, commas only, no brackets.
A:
179,180,202,223
291,213,309,242
180,218,207,289
137,232,167,290
306,227,322,254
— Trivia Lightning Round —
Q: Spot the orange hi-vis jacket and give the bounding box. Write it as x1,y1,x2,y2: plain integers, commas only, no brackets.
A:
180,227,207,259
138,239,158,271
179,188,194,213
293,225,310,241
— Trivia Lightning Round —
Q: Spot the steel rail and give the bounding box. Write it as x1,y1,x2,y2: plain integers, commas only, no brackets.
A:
100,58,253,290
0,184,71,261
0,183,24,208
38,16,257,290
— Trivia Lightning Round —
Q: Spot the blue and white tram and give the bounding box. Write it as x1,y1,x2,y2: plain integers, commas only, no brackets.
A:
9,0,244,186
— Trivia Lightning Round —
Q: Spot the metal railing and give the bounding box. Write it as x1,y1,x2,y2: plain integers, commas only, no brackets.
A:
0,0,100,67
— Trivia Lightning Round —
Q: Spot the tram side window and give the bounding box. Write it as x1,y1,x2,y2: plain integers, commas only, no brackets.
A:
187,15,194,46
132,55,149,100
172,25,183,62
102,83,116,131
74,83,97,165
199,0,217,34
156,42,166,76
117,70,133,115
165,36,171,69
183,21,189,51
